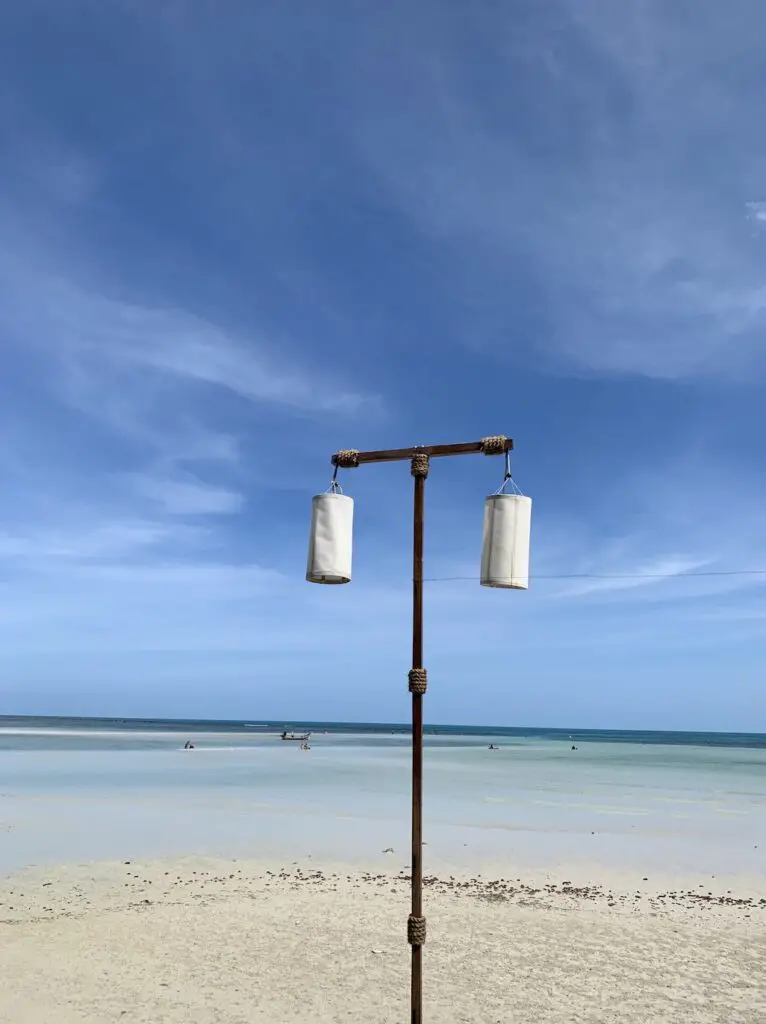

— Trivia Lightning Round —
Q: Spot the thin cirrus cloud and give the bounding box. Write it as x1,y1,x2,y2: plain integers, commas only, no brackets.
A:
333,0,766,381
0,521,174,564
553,557,714,600
0,208,382,683
0,255,379,424
122,472,244,517
0,213,380,595
67,292,375,417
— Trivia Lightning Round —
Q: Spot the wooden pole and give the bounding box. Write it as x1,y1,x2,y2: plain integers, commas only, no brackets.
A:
332,438,512,467
410,457,426,1024
326,437,513,1024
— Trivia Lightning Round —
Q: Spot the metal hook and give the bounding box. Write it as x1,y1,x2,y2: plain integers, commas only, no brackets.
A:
328,462,343,494
494,450,523,495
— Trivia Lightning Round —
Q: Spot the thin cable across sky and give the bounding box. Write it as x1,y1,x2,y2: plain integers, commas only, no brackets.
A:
424,569,766,582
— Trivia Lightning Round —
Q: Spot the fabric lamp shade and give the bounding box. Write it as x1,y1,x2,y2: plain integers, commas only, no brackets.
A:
306,493,354,584
480,493,531,589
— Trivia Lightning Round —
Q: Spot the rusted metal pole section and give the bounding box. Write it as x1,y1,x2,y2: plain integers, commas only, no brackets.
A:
330,436,512,1024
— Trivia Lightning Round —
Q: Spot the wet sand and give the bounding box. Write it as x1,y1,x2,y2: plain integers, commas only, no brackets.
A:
1,855,764,1023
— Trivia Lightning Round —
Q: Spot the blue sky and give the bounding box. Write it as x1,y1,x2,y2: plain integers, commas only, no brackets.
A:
1,1,764,729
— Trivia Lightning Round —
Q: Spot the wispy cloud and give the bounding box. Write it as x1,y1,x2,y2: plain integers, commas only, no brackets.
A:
336,1,766,381
544,452,766,607
0,521,173,563
0,144,382,676
746,201,766,228
0,256,378,422
122,472,243,516
0,167,382,617
558,557,713,598
50,285,376,417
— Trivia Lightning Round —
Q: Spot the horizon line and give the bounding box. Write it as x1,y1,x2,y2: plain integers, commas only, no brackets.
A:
1,713,764,738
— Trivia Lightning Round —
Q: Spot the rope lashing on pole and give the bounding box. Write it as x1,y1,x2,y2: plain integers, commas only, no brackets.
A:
408,915,427,945
411,453,430,477
332,449,360,468
408,668,428,695
480,434,507,455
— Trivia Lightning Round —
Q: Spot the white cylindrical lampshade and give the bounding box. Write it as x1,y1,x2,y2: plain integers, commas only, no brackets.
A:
306,493,354,584
480,493,532,589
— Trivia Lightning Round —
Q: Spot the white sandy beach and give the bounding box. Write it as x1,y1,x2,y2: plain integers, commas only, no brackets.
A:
2,855,764,1024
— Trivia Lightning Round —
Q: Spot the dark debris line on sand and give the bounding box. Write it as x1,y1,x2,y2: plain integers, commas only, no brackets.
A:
2,864,764,924
257,867,764,913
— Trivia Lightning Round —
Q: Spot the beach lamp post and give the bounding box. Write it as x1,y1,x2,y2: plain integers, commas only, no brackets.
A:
306,437,531,1024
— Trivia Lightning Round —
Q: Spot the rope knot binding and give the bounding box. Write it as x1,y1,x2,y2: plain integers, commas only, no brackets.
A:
481,435,507,455
408,668,428,695
332,449,360,468
408,915,427,946
411,453,429,477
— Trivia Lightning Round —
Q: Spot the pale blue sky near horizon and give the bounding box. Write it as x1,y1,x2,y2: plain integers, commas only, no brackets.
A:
1,2,765,731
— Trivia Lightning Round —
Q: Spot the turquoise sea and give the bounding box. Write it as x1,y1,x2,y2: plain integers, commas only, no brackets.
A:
1,716,764,877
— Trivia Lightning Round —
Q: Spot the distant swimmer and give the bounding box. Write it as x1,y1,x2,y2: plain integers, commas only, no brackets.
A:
184,741,195,750
571,745,578,751
488,744,498,750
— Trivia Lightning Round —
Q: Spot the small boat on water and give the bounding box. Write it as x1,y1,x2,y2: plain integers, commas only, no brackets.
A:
281,730,311,741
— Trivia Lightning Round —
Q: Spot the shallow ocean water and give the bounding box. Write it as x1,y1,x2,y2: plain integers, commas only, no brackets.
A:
1,718,764,876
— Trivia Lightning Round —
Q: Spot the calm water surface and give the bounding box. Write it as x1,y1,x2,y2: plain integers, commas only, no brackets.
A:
1,717,764,876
